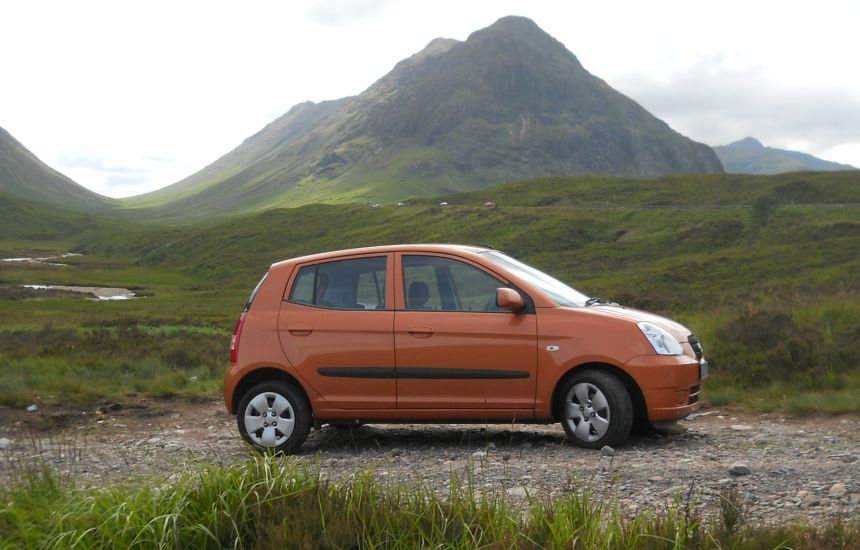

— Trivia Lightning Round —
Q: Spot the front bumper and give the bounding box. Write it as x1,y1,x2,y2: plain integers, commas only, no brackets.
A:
623,354,704,422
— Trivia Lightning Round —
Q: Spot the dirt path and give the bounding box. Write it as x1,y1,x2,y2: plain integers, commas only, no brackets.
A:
1,398,857,526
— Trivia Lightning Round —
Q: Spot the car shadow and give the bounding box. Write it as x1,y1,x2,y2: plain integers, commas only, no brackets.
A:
299,422,702,454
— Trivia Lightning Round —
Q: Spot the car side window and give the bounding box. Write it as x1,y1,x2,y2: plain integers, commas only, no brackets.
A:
288,256,387,310
402,255,506,312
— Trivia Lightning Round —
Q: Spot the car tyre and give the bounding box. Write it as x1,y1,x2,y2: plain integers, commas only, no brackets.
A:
237,381,311,454
558,370,633,449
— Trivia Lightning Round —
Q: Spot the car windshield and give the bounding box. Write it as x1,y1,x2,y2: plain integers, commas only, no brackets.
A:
479,251,590,308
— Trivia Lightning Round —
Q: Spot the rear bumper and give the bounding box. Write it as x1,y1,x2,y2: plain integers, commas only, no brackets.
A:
623,354,703,422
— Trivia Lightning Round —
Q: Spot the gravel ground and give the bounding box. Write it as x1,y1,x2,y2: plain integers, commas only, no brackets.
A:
1,398,858,526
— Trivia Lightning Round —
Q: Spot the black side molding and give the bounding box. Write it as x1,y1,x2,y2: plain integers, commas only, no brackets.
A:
317,367,530,380
317,367,395,378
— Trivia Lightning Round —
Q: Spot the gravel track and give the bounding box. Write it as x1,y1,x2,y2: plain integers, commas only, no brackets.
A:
1,398,857,526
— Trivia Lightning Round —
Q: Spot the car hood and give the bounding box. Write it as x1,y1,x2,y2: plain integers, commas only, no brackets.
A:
588,305,692,342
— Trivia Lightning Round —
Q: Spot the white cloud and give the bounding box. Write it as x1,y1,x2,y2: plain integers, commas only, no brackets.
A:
306,0,390,25
611,56,860,160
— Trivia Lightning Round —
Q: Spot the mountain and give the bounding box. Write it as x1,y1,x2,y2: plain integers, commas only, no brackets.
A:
124,16,722,219
714,137,858,175
0,191,126,241
0,126,116,213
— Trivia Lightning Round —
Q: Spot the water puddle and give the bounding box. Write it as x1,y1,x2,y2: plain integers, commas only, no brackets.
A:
1,252,82,267
21,284,136,301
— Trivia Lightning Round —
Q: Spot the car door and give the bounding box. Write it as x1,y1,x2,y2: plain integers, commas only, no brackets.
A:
278,254,395,409
393,253,537,411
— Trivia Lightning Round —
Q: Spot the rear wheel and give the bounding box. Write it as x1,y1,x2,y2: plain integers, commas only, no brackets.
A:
558,370,633,449
237,381,311,453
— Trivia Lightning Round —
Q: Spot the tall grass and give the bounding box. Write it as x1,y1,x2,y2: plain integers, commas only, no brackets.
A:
0,325,227,406
1,455,856,548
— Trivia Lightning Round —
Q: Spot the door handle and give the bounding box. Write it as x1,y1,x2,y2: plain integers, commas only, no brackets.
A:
407,325,434,337
287,323,313,335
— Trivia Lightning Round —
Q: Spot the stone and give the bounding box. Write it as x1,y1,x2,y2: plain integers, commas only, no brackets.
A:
600,445,616,457
0,437,10,450
729,463,751,476
828,483,847,498
730,424,752,431
507,486,528,498
26,404,38,412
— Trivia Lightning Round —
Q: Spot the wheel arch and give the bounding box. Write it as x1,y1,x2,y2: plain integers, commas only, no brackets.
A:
550,362,647,425
230,366,311,415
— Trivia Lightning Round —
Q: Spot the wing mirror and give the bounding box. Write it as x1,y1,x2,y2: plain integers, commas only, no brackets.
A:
496,288,525,312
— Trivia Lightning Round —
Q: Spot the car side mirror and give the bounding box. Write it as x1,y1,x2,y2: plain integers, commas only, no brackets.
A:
496,287,525,312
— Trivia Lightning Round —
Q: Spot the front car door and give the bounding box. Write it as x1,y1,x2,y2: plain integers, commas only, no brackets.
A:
278,253,395,409
393,253,537,414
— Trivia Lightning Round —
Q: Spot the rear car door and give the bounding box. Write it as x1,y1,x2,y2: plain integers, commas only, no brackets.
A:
278,254,395,409
393,253,538,411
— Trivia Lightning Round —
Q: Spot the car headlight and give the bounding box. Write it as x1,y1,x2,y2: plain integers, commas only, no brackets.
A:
637,322,683,355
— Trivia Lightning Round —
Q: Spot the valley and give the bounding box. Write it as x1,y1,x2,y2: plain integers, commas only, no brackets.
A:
1,13,858,546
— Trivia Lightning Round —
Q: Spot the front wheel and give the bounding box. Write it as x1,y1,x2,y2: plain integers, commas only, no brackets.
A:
558,370,633,449
237,381,311,454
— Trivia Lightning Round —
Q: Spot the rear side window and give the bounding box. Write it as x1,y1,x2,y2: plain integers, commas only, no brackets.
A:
244,272,269,312
288,256,387,310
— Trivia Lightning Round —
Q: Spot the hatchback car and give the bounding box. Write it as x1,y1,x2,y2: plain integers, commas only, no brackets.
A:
225,245,706,452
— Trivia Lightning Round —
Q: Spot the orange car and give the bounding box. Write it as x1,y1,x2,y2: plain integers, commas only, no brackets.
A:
225,245,706,452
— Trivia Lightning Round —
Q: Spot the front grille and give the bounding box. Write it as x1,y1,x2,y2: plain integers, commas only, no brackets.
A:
688,334,704,360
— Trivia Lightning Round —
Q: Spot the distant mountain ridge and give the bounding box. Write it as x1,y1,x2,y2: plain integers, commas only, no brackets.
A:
0,126,115,214
124,16,723,219
714,137,857,175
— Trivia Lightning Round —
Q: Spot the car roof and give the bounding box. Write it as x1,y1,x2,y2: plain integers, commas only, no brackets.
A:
271,244,491,270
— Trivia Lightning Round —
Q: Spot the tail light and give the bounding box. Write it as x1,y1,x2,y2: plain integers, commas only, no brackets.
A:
230,312,248,363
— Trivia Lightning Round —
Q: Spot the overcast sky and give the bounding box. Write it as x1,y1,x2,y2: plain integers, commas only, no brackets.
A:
2,0,858,198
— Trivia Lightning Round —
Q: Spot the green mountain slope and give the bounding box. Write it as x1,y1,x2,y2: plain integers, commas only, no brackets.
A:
0,191,128,241
714,137,857,174
123,16,722,220
0,127,116,213
91,171,859,294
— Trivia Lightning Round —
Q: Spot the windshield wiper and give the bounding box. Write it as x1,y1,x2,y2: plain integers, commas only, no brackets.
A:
584,297,612,307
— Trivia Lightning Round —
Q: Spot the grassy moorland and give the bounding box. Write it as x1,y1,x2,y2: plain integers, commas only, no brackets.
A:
0,455,857,549
1,171,858,411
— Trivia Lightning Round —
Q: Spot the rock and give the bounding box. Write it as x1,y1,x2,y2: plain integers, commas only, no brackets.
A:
600,445,615,457
26,404,38,412
729,463,751,476
801,497,821,508
471,450,487,459
828,483,847,498
506,486,528,498
730,424,752,431
0,437,10,450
